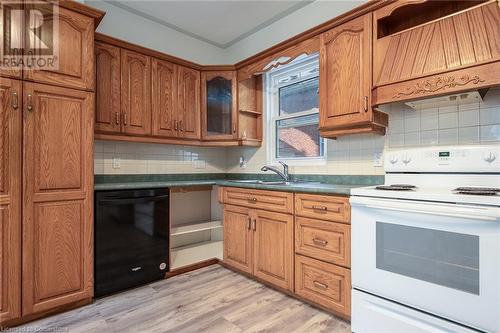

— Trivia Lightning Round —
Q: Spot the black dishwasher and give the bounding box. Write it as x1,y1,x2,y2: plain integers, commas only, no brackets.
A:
94,189,169,297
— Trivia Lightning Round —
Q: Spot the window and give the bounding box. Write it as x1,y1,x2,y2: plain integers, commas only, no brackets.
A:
266,53,325,164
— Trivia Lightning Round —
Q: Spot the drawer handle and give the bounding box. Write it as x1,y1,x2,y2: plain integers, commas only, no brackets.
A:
312,238,328,246
313,281,328,290
312,205,328,212
248,197,257,203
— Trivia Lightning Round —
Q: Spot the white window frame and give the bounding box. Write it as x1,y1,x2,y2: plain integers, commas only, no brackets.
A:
265,53,326,166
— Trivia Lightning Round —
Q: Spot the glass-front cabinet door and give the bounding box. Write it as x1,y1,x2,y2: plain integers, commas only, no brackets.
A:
201,71,238,140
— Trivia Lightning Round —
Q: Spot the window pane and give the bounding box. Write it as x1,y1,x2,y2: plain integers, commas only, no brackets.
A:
276,114,323,158
376,222,479,295
279,77,318,115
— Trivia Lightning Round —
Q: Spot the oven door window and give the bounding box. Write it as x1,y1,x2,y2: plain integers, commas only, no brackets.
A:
376,222,479,295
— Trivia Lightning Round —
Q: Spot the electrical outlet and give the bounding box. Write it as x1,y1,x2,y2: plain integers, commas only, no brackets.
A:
373,151,383,167
112,157,121,169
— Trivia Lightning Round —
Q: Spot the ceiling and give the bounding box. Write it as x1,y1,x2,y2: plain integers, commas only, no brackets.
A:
104,0,315,48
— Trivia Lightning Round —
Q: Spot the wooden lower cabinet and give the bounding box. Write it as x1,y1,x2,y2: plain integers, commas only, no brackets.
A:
22,83,94,316
222,200,294,291
0,78,22,325
295,254,351,319
221,187,352,318
253,210,294,291
223,205,253,274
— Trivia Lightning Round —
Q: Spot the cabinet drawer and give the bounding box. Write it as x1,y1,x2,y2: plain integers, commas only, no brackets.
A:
223,187,293,214
295,193,350,223
295,254,351,318
295,217,350,267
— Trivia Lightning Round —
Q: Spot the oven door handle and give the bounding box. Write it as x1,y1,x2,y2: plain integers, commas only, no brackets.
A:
350,196,500,221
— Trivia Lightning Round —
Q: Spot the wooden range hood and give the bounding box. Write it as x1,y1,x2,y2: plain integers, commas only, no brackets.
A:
372,0,500,106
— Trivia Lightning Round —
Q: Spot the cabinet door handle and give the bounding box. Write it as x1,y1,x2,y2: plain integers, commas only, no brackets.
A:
252,219,256,231
123,113,128,125
312,205,328,212
312,238,328,246
313,281,328,290
179,120,184,132
174,120,178,131
232,122,236,134
27,93,33,112
363,96,368,112
115,112,120,125
11,91,18,110
246,217,251,230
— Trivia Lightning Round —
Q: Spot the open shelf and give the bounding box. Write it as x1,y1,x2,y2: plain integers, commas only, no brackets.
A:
171,240,223,270
171,220,222,236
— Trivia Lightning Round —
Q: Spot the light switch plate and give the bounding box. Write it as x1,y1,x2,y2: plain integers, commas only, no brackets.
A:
112,157,121,169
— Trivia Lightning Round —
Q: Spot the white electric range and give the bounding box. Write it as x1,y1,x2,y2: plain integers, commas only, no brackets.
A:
350,145,500,333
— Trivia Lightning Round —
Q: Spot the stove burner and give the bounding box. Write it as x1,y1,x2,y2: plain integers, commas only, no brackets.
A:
375,184,417,191
454,187,500,196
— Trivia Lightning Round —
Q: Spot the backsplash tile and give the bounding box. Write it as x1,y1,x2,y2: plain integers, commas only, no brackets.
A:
94,88,500,176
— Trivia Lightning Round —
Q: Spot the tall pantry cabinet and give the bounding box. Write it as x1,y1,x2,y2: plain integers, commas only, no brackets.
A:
0,1,103,326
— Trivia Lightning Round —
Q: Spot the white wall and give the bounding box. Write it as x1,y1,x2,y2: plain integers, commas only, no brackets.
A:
85,0,226,64
223,0,363,63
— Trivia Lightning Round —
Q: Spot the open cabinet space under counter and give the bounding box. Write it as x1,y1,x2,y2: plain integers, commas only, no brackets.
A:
169,186,224,271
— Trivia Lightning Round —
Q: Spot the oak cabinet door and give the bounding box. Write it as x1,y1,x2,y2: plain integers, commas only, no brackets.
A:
152,58,178,138
0,78,22,324
121,49,152,136
253,209,293,291
177,66,200,139
223,205,253,274
201,71,237,141
0,2,23,80
319,13,372,130
95,42,121,134
22,82,93,316
23,4,94,90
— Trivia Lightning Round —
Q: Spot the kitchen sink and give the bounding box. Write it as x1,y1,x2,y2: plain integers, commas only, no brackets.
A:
227,180,322,186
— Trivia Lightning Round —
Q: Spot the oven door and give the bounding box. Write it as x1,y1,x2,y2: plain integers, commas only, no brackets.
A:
351,196,500,333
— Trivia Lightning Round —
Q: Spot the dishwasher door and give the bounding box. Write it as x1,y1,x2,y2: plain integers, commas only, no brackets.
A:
95,189,169,297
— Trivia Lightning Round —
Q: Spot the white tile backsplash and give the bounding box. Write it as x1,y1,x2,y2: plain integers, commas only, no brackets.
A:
95,89,500,176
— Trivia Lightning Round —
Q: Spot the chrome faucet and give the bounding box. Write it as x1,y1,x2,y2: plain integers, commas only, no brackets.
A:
261,161,290,182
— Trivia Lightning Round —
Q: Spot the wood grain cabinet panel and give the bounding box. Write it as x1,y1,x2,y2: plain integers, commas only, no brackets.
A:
295,254,351,319
177,66,201,139
0,2,23,79
95,42,121,134
295,217,351,267
121,49,152,136
223,205,253,274
0,78,22,325
23,4,95,90
373,1,500,104
295,193,350,224
253,209,294,291
319,13,387,137
152,59,178,138
223,187,293,214
22,82,93,316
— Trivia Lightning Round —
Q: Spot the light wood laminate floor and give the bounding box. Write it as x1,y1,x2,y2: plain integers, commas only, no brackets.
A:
18,265,351,333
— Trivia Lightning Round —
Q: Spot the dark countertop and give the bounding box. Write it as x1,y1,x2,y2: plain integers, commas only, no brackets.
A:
94,178,369,196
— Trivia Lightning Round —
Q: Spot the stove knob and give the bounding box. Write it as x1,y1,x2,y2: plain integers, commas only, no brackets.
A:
484,152,496,163
390,156,398,165
402,156,412,165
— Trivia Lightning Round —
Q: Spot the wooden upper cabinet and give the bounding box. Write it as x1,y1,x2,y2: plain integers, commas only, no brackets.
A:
0,2,23,79
152,58,178,138
253,209,294,291
373,0,500,104
177,66,201,139
319,13,387,137
22,82,94,316
121,49,152,136
0,78,22,325
223,205,253,274
201,71,238,141
95,42,121,134
23,4,95,91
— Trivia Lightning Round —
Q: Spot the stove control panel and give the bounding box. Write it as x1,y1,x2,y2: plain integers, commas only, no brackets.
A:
385,145,500,173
